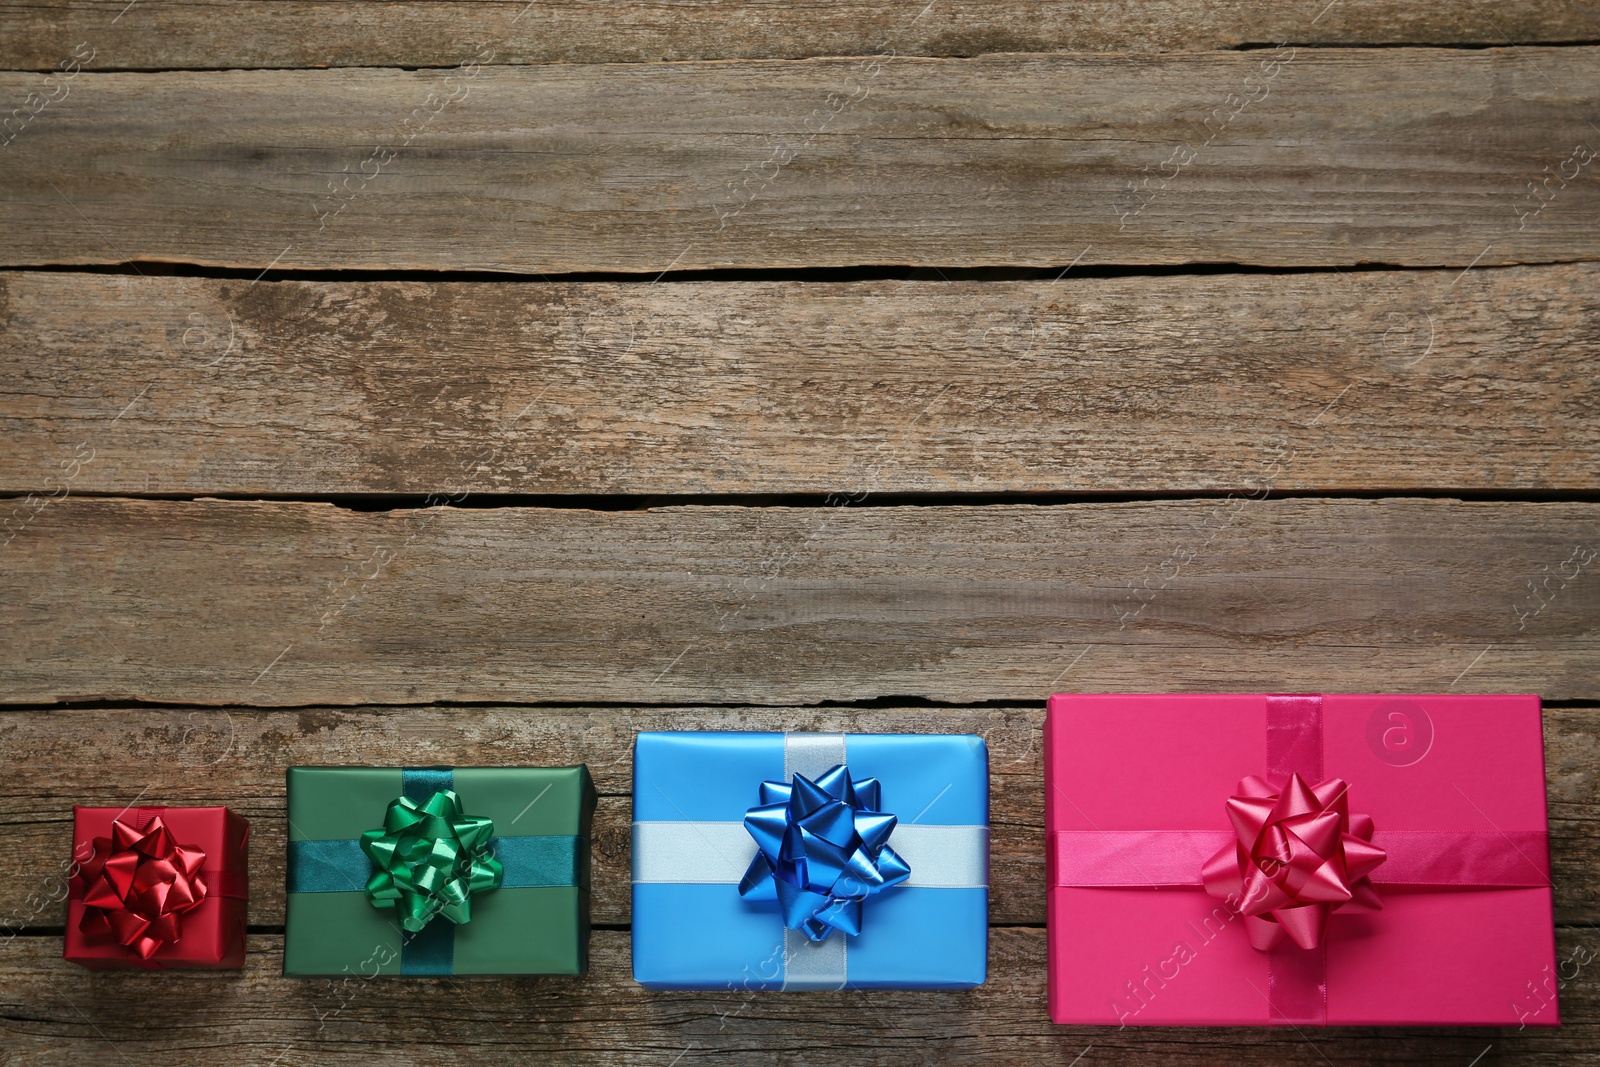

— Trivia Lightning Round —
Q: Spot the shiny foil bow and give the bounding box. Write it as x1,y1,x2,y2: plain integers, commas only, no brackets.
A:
1201,773,1387,951
738,764,911,941
360,789,503,932
75,816,208,959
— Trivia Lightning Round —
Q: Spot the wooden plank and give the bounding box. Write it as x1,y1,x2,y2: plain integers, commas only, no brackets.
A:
1,705,1596,931
5,0,1600,71
3,264,1597,496
3,50,1598,272
3,498,1598,706
0,928,1594,1063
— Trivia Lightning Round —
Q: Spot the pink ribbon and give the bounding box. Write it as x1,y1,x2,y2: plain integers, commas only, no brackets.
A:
1051,695,1551,1025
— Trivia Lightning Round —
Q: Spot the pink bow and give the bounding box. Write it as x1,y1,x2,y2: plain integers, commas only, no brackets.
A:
1200,773,1387,951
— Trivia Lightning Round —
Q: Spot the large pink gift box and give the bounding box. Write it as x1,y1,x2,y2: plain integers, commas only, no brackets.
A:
1045,693,1557,1026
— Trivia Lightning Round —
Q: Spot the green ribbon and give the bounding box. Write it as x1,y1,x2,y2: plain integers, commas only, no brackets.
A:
359,789,503,932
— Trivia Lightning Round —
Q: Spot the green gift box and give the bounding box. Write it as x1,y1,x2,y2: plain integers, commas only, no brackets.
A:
285,766,596,976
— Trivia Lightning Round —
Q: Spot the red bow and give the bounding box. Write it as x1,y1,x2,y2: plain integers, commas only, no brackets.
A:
75,816,209,959
1200,773,1387,951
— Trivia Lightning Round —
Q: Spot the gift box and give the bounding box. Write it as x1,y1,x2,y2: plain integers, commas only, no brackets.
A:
1046,693,1557,1026
285,766,596,976
631,731,989,990
65,805,249,969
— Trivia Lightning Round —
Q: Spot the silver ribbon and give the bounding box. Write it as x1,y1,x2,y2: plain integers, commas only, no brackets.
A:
631,823,989,888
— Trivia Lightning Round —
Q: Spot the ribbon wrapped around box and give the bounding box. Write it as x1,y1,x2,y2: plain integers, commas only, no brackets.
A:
65,806,249,969
632,732,989,990
1045,694,1558,1026
285,766,596,976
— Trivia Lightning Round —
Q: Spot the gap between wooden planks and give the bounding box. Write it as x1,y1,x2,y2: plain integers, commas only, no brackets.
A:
3,0,1598,70
2,50,1597,272
0,705,1596,928
2,498,1597,706
2,263,1596,496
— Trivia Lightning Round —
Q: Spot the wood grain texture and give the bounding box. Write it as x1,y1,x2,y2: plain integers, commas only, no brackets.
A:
3,50,1598,273
3,264,1597,496
1,705,1596,931
2,9,1597,1062
0,928,1594,1064
4,498,1598,706
5,0,1600,70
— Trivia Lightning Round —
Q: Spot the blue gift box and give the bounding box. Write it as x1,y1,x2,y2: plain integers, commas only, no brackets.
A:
631,731,989,990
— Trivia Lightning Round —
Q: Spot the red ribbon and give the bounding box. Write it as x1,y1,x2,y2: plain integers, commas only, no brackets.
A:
1050,695,1552,1026
72,813,217,960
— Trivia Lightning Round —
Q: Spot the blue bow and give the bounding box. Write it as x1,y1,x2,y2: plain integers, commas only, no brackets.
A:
738,764,912,941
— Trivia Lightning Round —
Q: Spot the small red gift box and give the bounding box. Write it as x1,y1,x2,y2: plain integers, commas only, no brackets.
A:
65,805,249,969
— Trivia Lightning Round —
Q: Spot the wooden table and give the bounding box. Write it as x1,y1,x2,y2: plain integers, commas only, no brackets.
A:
2,1,1597,1062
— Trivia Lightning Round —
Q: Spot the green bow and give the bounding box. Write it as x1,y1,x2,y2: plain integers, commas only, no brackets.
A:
359,789,503,932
